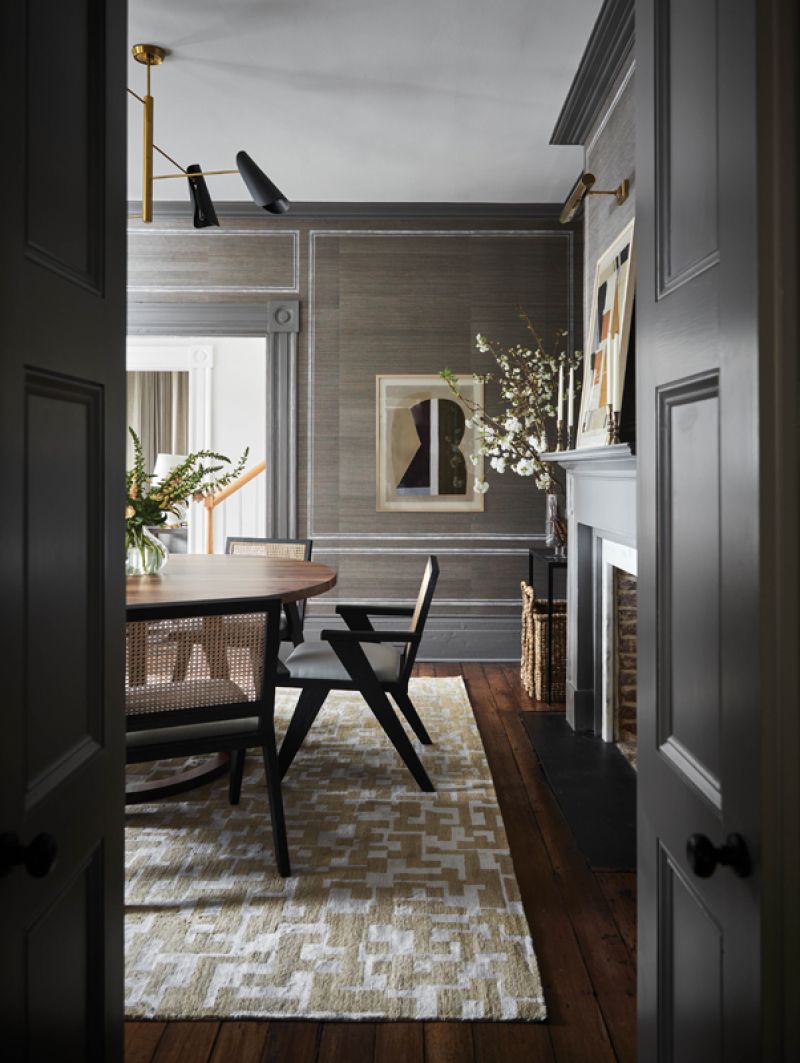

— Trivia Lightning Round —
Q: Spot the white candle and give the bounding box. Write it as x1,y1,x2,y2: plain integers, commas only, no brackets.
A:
567,365,575,428
557,365,564,422
607,338,614,409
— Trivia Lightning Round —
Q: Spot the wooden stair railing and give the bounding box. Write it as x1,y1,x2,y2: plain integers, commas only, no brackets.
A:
203,460,267,553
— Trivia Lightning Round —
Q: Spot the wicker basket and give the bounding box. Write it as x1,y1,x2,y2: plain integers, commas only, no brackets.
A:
520,581,567,703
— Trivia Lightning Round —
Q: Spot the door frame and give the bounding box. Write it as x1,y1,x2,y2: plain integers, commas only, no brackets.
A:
757,0,800,1057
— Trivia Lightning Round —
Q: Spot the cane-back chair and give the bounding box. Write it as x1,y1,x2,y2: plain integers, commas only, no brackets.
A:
226,536,314,644
125,595,290,876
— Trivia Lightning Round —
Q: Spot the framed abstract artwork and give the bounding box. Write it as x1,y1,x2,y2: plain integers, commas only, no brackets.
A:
375,374,485,512
576,219,636,448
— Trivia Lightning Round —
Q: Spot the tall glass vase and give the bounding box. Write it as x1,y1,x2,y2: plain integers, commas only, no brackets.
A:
544,493,567,559
125,525,168,576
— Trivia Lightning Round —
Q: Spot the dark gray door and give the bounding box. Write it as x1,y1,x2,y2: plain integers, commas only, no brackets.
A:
0,1,127,1059
636,0,761,1059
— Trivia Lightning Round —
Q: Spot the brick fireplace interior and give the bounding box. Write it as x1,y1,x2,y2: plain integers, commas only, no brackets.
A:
613,568,638,769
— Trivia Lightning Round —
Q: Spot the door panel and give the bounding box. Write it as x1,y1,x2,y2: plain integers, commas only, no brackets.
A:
26,0,105,291
0,0,127,1059
656,0,720,294
27,848,105,1063
659,844,723,1063
26,373,104,795
637,0,761,1058
657,374,721,806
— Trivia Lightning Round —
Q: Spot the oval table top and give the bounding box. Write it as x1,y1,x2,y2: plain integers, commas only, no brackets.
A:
126,554,337,610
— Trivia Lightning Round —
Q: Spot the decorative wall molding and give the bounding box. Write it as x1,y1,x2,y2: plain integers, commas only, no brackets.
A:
127,228,300,294
306,228,576,539
303,614,523,662
550,0,635,146
264,300,299,538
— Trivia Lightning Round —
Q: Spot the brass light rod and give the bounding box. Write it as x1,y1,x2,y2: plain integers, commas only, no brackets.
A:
559,172,630,224
153,169,239,180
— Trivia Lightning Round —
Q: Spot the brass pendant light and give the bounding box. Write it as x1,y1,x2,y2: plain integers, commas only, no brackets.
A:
129,43,290,227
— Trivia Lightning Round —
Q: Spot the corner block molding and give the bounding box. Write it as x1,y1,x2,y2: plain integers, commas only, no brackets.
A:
550,0,635,146
265,300,299,539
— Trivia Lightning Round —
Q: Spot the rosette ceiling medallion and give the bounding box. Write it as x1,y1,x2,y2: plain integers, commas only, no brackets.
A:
129,43,289,227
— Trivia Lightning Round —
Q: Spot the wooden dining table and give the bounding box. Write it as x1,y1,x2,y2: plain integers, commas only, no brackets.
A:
125,553,337,611
125,553,337,801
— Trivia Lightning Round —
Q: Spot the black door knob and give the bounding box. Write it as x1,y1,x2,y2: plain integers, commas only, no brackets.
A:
686,832,751,879
0,832,58,878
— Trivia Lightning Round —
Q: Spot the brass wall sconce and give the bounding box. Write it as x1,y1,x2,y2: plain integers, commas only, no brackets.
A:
559,172,629,224
129,43,289,227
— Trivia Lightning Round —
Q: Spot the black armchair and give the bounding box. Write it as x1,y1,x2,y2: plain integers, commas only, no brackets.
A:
232,557,440,795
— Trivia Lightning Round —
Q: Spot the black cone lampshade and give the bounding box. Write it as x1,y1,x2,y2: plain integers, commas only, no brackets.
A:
236,151,290,214
186,164,219,228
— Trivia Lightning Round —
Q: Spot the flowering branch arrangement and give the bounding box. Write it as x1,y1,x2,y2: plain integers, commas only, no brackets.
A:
125,427,248,562
440,311,582,495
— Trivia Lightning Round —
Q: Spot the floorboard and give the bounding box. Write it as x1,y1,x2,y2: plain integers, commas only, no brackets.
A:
318,1021,376,1062
596,872,637,969
150,1021,220,1063
124,1022,166,1063
424,1022,475,1063
263,1021,320,1063
374,1021,424,1062
124,664,636,1063
208,1022,270,1062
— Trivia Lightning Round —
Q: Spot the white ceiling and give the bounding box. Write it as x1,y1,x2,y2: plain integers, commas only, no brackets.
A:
128,0,603,204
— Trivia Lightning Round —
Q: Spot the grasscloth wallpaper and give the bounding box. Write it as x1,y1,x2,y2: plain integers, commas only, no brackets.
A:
128,210,582,656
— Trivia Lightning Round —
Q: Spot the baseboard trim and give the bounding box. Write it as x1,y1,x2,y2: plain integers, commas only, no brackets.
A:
303,614,522,662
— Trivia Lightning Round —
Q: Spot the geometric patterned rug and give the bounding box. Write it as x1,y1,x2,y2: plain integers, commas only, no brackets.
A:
124,676,546,1021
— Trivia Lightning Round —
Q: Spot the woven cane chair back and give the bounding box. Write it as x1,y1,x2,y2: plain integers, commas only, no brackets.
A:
400,556,439,681
125,598,282,731
226,536,313,562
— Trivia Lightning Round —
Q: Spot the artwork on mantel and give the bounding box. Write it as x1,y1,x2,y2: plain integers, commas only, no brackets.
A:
576,219,636,448
375,374,484,512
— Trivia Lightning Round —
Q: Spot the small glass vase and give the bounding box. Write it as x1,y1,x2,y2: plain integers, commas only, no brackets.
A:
544,493,567,559
125,525,168,576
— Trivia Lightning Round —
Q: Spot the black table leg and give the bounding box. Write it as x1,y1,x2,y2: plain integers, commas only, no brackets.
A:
547,562,554,703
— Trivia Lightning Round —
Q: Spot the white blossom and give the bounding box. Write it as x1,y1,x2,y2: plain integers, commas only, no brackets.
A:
473,479,490,494
504,416,522,433
490,456,507,473
514,459,535,476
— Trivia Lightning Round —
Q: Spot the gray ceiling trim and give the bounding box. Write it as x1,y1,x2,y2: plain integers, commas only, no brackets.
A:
549,0,635,147
128,200,563,222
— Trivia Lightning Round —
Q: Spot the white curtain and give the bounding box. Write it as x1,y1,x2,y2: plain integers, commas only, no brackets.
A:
126,371,189,472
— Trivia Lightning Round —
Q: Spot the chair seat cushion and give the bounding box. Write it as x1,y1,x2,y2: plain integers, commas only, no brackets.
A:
126,678,248,716
284,640,402,683
127,715,259,749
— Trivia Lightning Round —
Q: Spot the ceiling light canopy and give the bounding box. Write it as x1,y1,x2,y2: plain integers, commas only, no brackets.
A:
129,43,290,226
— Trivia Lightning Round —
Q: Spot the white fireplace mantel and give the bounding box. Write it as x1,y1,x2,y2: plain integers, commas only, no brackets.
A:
541,444,637,733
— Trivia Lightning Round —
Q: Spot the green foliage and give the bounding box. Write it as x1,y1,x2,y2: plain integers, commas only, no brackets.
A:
125,427,249,543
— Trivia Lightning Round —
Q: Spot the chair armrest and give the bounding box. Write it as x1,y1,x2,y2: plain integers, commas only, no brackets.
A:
336,604,415,617
320,628,418,645
335,604,415,631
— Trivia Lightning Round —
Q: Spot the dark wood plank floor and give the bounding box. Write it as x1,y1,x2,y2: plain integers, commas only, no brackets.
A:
125,664,636,1063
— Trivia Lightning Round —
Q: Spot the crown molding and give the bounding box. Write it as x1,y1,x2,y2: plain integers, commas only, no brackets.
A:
550,0,635,147
127,200,564,222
